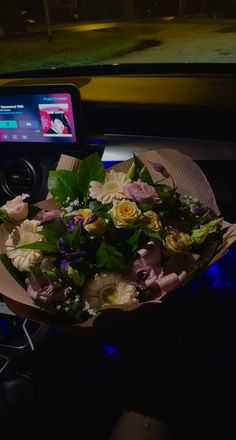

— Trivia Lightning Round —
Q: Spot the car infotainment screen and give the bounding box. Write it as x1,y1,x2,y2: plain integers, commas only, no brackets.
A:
0,84,81,145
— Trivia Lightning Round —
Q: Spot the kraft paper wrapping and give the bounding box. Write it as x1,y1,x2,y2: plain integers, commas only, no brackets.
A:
0,149,235,327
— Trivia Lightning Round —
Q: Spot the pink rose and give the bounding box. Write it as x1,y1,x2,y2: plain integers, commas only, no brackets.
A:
123,180,161,204
130,242,195,300
26,275,69,306
131,242,163,292
2,194,29,222
40,258,55,271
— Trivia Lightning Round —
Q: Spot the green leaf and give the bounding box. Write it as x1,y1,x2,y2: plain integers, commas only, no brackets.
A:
40,220,65,243
88,200,111,218
155,184,177,212
16,242,57,253
48,170,79,205
0,208,9,222
64,226,81,247
45,216,82,248
155,184,175,199
96,239,124,271
139,165,153,185
125,160,136,181
88,200,103,212
126,227,163,254
158,210,169,218
127,229,142,253
0,254,26,288
77,153,106,205
143,227,163,242
138,202,153,212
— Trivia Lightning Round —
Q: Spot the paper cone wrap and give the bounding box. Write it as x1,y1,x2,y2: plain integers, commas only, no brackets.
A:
0,149,235,327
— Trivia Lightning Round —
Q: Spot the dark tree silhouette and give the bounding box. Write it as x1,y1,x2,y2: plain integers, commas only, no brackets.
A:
119,0,136,20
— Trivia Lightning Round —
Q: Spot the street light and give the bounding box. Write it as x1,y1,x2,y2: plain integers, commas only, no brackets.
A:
43,0,52,41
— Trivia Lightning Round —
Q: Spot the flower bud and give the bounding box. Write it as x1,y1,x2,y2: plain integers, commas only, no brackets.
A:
1,194,29,222
67,266,85,287
191,217,223,244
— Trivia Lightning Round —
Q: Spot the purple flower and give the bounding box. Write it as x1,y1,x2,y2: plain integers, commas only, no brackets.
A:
148,161,169,178
84,212,99,225
123,179,161,204
36,209,60,224
26,275,69,306
60,214,83,233
57,238,86,270
192,206,208,216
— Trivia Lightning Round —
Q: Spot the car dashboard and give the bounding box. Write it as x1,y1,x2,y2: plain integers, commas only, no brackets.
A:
0,65,236,439
0,67,236,220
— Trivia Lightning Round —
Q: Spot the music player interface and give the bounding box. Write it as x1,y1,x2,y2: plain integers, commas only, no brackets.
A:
0,93,76,143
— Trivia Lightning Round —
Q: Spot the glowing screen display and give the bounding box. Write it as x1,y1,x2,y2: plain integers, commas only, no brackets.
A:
0,92,77,143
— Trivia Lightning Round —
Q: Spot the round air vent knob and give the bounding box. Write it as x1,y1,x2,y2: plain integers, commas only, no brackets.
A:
3,159,38,198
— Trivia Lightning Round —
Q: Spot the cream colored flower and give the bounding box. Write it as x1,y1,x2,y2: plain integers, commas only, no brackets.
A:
89,170,128,204
6,219,43,271
164,232,193,254
108,200,142,228
83,273,138,309
1,194,29,222
141,210,162,232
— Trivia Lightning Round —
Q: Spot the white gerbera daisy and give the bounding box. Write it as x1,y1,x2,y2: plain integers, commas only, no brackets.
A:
83,273,138,309
89,170,129,204
6,219,44,272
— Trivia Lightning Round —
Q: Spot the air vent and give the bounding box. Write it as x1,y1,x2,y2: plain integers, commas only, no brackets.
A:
3,159,37,197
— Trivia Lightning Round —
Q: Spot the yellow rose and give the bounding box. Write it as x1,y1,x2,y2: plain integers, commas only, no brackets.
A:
76,208,106,235
108,200,141,228
165,232,193,254
84,216,106,236
142,210,162,232
76,209,92,222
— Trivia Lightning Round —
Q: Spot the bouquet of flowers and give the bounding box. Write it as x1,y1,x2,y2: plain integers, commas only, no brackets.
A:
0,149,235,326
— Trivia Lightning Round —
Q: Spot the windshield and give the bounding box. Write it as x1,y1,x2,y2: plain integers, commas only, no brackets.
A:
0,1,236,74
